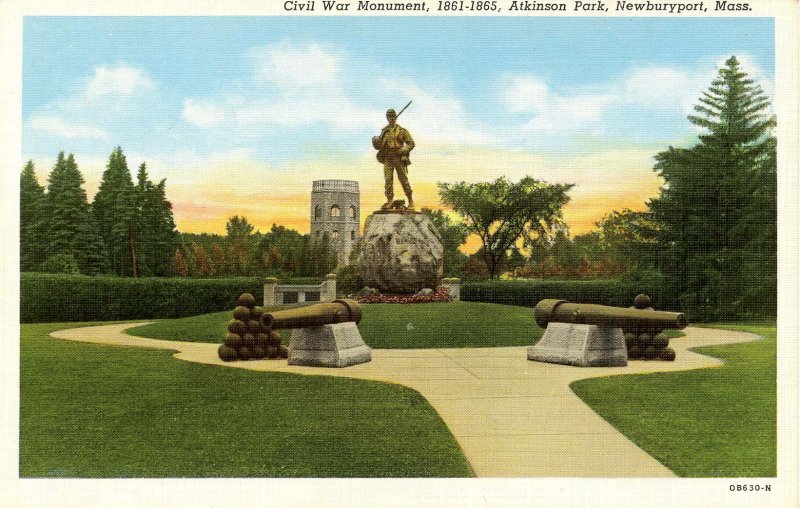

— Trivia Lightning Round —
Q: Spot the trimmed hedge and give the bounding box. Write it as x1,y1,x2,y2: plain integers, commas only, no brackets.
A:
461,279,673,311
21,273,269,323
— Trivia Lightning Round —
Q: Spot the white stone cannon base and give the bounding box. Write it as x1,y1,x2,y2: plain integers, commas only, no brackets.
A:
288,322,372,368
527,322,627,367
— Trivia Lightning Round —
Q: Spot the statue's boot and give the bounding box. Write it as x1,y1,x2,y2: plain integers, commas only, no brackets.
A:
381,200,393,210
406,195,415,210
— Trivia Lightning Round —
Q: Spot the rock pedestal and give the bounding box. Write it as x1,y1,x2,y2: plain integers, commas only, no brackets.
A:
527,323,628,367
288,322,372,368
358,211,443,294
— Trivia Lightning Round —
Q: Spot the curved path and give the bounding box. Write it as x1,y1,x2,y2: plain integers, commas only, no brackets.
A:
50,324,760,477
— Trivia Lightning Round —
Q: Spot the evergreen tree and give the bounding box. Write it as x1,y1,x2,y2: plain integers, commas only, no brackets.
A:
650,56,776,319
148,179,179,276
75,211,110,275
93,146,137,275
129,163,178,277
20,161,47,270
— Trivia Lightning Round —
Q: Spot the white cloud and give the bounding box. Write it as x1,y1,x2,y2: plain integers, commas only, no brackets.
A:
230,97,379,131
506,76,612,134
85,64,155,99
251,42,340,88
621,66,706,113
182,99,227,128
30,116,108,139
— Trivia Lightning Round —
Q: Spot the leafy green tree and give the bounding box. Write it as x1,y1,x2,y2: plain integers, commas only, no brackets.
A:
422,208,468,276
226,215,256,241
20,161,47,271
650,56,776,319
438,176,573,278
595,209,660,273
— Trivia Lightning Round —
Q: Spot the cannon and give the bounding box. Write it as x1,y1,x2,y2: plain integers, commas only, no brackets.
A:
260,299,362,330
534,299,687,332
219,296,370,367
529,299,687,367
259,298,370,368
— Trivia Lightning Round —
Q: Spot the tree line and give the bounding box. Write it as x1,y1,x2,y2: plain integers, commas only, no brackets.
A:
20,147,179,276
174,219,337,278
20,148,338,279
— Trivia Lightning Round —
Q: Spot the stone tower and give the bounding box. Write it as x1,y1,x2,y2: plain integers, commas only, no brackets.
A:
310,179,360,266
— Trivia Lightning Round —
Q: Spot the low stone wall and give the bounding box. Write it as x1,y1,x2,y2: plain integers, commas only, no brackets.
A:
263,274,337,306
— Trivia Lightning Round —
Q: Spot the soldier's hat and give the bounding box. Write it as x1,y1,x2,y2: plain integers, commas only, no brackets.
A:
386,109,397,117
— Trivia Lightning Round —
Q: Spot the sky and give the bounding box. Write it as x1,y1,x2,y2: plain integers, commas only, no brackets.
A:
22,16,775,246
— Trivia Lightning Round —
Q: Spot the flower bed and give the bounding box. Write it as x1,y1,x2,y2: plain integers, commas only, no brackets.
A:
357,287,451,304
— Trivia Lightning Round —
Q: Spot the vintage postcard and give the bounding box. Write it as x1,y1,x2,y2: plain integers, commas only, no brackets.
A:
1,1,797,507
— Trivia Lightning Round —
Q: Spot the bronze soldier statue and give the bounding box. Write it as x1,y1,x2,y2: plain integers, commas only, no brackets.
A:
372,107,415,210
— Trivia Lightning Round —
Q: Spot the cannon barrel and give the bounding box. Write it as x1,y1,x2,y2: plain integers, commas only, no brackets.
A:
261,299,362,330
534,299,687,330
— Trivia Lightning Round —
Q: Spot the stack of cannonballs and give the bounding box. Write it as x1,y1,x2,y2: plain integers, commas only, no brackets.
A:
217,293,289,362
622,293,676,362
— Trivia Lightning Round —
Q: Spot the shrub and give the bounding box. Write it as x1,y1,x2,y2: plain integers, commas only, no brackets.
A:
336,264,364,297
461,278,674,311
20,273,266,323
36,254,80,274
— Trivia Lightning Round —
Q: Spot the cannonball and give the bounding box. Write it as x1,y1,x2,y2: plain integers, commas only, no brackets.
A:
627,343,641,359
269,331,282,346
238,293,256,309
256,332,270,348
232,306,251,322
624,332,638,342
659,347,676,361
224,333,242,348
218,345,238,362
238,346,252,361
638,332,654,347
279,345,289,359
227,319,246,336
633,293,652,309
241,333,256,347
641,345,658,360
652,334,670,350
251,346,266,359
266,345,280,359
251,306,265,320
247,319,261,334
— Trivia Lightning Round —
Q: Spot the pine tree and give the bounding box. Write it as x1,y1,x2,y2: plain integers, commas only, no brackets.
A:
20,161,47,270
93,146,137,275
650,56,776,319
75,211,110,275
45,153,88,260
133,162,154,276
147,179,179,276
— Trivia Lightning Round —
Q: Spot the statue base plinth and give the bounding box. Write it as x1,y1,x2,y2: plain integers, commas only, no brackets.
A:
528,323,628,367
358,212,443,294
288,322,372,368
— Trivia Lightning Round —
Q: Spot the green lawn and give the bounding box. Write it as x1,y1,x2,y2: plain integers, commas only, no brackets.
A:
128,301,541,349
20,322,473,477
570,321,776,477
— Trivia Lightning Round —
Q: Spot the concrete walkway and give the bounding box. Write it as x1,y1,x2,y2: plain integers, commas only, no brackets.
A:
50,324,760,477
